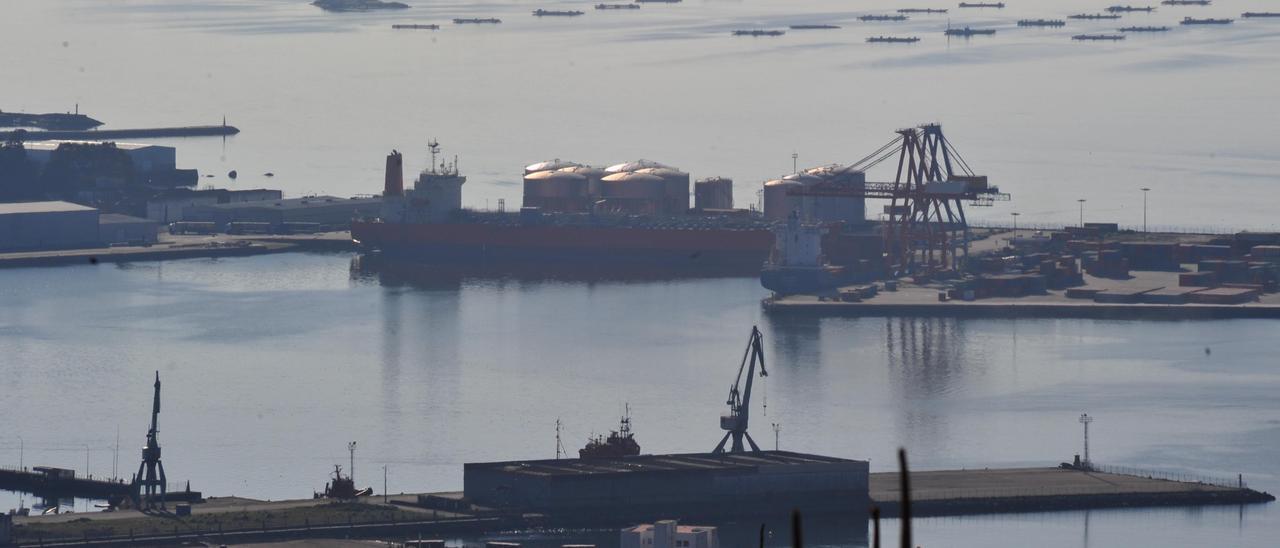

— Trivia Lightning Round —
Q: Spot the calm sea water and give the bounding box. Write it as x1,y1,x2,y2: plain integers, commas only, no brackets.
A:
3,1,1280,546
1,253,1279,547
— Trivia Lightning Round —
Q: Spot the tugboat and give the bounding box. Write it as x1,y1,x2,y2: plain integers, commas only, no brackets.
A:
314,465,372,500
579,408,641,458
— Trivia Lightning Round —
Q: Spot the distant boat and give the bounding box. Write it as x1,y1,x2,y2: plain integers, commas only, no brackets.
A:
732,29,785,36
1162,0,1209,5
1180,16,1232,24
898,8,948,14
859,14,909,21
789,24,841,30
634,0,681,3
595,3,640,9
1017,19,1066,27
958,2,1005,8
1069,13,1122,20
391,24,440,30
1119,25,1171,31
311,0,408,12
867,36,921,43
944,26,997,36
532,9,585,17
1241,12,1280,18
1073,33,1126,40
453,17,501,24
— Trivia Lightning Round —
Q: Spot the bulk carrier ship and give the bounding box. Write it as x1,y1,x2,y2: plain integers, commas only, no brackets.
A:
351,143,886,277
350,143,776,270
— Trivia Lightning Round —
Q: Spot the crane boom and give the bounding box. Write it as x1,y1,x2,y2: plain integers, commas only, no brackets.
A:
713,326,769,453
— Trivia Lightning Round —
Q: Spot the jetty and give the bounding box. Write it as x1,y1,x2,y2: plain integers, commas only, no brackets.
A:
6,465,1271,546
2,125,239,142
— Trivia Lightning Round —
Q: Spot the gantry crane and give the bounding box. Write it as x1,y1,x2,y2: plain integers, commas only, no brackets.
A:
788,123,1010,273
713,326,769,453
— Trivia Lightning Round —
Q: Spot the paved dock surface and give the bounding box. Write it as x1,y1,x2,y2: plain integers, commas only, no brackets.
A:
766,269,1280,319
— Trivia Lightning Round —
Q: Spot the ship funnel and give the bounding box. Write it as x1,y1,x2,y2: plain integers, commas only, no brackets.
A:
384,150,404,196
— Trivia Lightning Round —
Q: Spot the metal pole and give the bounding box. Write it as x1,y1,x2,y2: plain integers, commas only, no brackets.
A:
84,444,90,478
1078,199,1086,228
348,441,356,484
17,436,22,470
1011,212,1020,244
792,152,798,175
383,465,388,504
1141,188,1150,237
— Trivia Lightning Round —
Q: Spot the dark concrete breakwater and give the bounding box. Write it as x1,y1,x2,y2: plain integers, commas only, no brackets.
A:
1,125,239,141
8,467,1271,546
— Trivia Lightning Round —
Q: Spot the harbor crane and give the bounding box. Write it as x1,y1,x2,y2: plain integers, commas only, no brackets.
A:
787,123,1010,273
135,371,167,509
713,326,769,453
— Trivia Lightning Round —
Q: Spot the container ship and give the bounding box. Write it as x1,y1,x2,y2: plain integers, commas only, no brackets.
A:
350,143,884,274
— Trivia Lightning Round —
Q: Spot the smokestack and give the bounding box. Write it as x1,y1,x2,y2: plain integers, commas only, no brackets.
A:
384,150,404,196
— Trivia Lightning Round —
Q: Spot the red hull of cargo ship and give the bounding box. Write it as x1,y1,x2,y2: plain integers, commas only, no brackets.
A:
351,220,775,269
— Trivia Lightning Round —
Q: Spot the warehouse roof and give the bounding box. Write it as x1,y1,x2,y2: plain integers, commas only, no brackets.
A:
466,450,860,478
0,201,97,215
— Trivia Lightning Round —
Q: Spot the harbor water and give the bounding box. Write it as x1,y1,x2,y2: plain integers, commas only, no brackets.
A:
1,252,1279,546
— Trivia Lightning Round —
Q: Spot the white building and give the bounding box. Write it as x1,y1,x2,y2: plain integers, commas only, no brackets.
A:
621,520,718,548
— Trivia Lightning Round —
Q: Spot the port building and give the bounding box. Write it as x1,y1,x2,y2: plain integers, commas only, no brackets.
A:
622,521,718,548
23,141,176,173
463,451,868,520
0,201,100,251
146,188,283,223
99,213,159,245
183,195,382,229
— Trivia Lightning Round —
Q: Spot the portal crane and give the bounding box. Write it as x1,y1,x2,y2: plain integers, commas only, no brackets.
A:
713,326,769,453
135,371,167,509
786,123,1010,273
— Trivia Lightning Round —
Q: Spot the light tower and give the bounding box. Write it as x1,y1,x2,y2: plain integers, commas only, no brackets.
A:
135,372,167,509
1079,413,1094,470
1140,187,1151,237
348,441,357,484
1077,199,1087,228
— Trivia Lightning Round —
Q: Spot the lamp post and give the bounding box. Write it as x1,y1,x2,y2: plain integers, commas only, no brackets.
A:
1079,413,1094,470
17,436,22,471
383,465,388,504
1077,199,1087,228
84,444,90,479
791,152,799,174
1010,212,1020,244
771,423,781,451
1141,187,1150,237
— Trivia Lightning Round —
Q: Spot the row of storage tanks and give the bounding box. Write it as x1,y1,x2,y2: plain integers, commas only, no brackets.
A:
523,158,867,226
523,159,732,216
762,164,867,226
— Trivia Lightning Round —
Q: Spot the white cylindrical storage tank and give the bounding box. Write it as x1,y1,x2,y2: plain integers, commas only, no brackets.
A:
557,165,608,200
694,177,734,210
604,159,673,173
524,158,581,175
598,171,666,214
636,167,690,215
522,170,590,211
763,179,803,221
